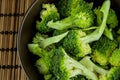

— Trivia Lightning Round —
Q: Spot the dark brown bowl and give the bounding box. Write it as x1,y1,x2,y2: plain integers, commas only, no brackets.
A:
17,0,120,80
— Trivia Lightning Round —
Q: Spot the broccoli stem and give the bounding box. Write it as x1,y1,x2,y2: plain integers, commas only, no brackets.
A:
61,48,98,80
81,0,110,43
40,31,68,48
104,27,113,40
80,56,108,75
47,15,79,30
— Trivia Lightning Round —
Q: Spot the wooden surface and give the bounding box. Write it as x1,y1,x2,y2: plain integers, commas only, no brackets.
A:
0,0,35,80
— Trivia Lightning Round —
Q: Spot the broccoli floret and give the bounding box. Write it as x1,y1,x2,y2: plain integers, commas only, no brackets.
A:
32,31,68,49
50,47,98,80
109,48,120,66
47,0,95,29
36,4,60,33
99,67,120,80
32,32,48,44
92,36,117,66
56,0,93,17
28,44,51,74
117,29,120,34
80,56,108,75
61,0,111,58
71,75,87,80
107,9,118,29
94,8,118,40
47,10,94,29
28,44,47,57
62,30,91,58
40,31,68,48
107,67,120,80
32,32,55,51
72,0,110,43
28,45,98,80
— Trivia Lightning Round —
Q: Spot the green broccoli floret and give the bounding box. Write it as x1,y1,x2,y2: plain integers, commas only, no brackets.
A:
40,31,68,48
109,48,120,66
32,32,55,51
117,29,120,34
61,0,111,58
94,8,118,40
28,45,98,80
65,0,110,44
28,44,51,74
80,56,108,75
99,67,120,80
47,10,94,29
50,47,98,80
28,44,47,57
32,32,48,44
47,0,95,29
56,0,93,17
62,30,91,58
92,36,117,66
71,75,87,80
32,31,68,49
107,9,118,29
46,0,110,51
36,4,60,33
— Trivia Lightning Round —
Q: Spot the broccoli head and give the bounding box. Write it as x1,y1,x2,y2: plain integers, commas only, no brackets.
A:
92,36,117,66
50,47,98,80
107,9,118,29
109,48,120,66
36,4,60,33
80,56,108,75
56,0,93,17
32,31,68,49
28,44,51,74
62,30,91,58
99,66,120,80
32,32,48,44
94,7,118,40
47,0,95,29
29,45,98,80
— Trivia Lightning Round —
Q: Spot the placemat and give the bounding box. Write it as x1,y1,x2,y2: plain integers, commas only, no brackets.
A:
0,0,35,80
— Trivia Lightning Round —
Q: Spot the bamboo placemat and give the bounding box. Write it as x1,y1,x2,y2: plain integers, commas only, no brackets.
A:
0,0,35,80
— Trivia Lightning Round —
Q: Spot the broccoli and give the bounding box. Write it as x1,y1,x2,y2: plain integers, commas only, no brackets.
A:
50,47,98,80
68,0,110,43
32,31,68,49
117,29,120,34
71,75,87,80
80,56,108,75
99,66,120,80
94,8,118,40
28,44,51,74
40,31,68,48
61,0,111,58
36,4,60,33
62,30,91,58
79,56,120,80
27,0,120,80
32,32,48,44
28,45,98,80
109,48,120,66
92,36,117,66
56,0,93,17
47,0,95,29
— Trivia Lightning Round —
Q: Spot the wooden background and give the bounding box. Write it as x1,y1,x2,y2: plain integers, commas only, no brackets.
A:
0,0,35,80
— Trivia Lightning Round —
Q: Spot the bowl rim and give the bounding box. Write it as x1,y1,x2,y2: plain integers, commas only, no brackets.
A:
17,0,39,79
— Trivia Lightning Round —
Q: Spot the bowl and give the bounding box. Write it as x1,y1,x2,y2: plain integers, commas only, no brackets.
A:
17,0,120,80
